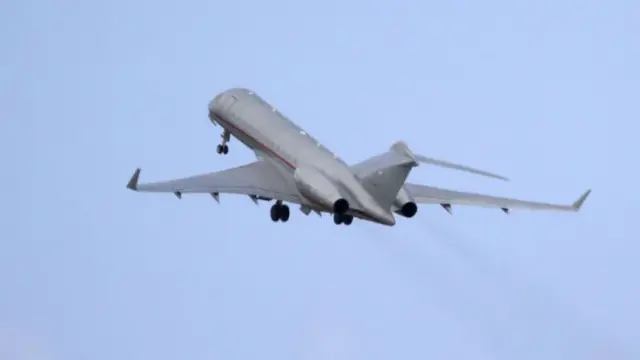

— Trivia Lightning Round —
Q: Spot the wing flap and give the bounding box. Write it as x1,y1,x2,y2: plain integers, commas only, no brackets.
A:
404,183,591,212
126,161,302,204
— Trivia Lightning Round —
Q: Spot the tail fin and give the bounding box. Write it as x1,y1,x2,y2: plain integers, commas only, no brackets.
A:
360,146,418,210
391,141,509,181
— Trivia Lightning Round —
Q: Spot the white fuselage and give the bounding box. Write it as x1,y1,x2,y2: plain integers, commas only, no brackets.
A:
208,88,395,225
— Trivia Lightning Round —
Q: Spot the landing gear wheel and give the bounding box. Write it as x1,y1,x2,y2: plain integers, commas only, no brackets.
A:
217,144,229,155
333,213,343,225
279,205,290,222
270,203,290,222
333,213,352,225
270,204,279,222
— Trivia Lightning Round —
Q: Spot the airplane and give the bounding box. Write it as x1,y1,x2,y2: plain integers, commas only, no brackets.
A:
126,88,591,226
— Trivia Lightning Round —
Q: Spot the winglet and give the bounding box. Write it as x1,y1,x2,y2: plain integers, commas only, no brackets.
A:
126,168,141,191
572,189,591,211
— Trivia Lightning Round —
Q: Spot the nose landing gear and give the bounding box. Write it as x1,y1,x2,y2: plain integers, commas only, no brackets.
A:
216,144,228,154
216,129,230,155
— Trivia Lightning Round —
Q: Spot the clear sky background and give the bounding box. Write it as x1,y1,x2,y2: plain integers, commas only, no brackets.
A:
1,0,638,359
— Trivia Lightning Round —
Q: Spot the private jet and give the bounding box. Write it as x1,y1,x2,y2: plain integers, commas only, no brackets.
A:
126,88,590,226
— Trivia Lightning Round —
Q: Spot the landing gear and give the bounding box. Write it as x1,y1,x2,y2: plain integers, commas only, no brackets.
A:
216,130,231,155
333,213,353,226
216,144,228,154
270,201,290,223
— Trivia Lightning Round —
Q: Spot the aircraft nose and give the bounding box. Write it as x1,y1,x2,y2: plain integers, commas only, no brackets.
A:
208,100,216,122
209,94,222,113
208,94,224,122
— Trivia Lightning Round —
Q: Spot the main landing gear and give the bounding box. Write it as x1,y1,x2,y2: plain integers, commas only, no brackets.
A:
216,129,230,155
333,213,353,226
270,201,290,222
216,144,228,154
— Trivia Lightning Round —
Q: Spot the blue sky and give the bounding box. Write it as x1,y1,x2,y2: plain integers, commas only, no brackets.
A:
2,0,638,358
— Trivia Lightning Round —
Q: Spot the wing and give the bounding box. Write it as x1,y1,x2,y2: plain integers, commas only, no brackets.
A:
404,183,591,212
126,160,303,204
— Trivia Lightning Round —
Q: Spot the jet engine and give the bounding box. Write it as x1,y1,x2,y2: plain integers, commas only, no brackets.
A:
294,166,350,214
393,187,418,218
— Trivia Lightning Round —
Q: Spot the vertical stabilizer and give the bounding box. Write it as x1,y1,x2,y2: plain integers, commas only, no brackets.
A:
360,147,418,210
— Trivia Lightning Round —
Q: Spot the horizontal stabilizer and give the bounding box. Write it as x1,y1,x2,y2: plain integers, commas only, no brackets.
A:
350,141,508,187
413,154,509,181
389,140,508,181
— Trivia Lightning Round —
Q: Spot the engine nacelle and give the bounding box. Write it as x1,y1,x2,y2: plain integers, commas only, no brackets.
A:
294,166,350,214
393,187,418,218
